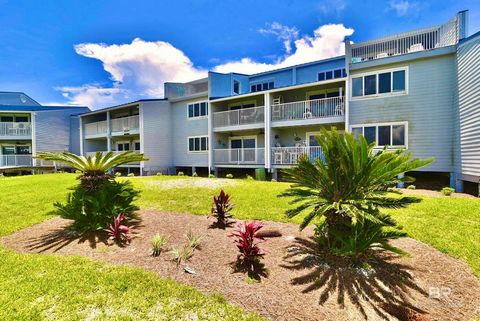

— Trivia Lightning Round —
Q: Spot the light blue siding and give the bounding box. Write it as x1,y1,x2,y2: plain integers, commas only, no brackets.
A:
250,69,292,89
349,54,457,172
296,58,345,84
171,97,209,167
455,35,480,180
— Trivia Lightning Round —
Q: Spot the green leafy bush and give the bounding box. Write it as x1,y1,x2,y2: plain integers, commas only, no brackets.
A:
407,185,416,190
55,180,140,232
115,172,122,177
127,173,135,177
156,172,163,176
178,171,185,176
280,128,432,257
192,172,198,177
208,174,216,178
246,174,254,180
226,173,233,179
271,179,277,182
441,187,455,196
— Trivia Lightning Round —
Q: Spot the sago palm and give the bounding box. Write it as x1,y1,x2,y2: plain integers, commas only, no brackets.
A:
279,128,433,256
35,151,147,190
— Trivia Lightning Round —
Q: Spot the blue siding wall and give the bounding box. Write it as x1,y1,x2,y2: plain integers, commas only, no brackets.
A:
349,54,456,172
250,69,292,89
209,72,232,98
171,97,209,167
296,58,345,84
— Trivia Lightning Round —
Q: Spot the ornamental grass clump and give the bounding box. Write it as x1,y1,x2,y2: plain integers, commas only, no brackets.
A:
210,189,235,228
35,151,147,233
150,233,169,256
280,128,433,258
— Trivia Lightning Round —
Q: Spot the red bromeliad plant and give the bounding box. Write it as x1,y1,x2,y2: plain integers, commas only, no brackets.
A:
230,221,265,264
105,213,130,244
210,189,235,227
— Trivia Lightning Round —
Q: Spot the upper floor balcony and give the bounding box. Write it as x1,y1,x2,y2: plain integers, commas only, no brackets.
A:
348,14,463,64
165,79,208,100
213,106,265,131
0,122,32,139
83,115,140,138
271,96,344,125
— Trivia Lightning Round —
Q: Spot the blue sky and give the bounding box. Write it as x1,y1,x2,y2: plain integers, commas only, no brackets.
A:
0,0,478,109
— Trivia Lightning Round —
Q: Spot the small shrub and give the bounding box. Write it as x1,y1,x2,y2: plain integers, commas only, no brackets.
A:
226,173,233,179
387,187,403,194
105,213,130,244
75,170,82,174
55,180,140,232
156,172,163,176
150,233,168,256
407,185,416,190
170,245,195,265
208,174,215,178
230,221,265,265
115,172,122,177
127,173,135,177
246,174,254,180
210,189,235,227
186,230,203,249
178,171,185,176
192,172,198,177
271,178,277,182
441,187,455,196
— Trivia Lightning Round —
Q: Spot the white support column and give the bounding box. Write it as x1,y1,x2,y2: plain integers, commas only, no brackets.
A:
264,92,271,171
138,104,145,176
31,112,37,166
79,116,84,156
344,40,351,133
207,101,213,174
106,111,112,152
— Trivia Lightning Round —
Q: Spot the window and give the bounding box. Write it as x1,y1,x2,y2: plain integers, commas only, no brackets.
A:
318,68,346,82
233,80,240,94
188,102,208,118
134,142,141,151
250,81,274,93
351,68,407,98
0,116,13,122
352,77,363,97
16,146,30,154
188,136,208,152
15,116,29,122
117,142,130,151
351,122,407,148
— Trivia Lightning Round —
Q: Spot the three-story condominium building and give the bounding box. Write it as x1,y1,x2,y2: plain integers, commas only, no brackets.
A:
73,10,480,193
0,92,89,170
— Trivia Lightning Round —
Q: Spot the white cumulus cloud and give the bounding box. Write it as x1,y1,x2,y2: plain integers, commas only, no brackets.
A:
386,1,419,17
59,23,353,109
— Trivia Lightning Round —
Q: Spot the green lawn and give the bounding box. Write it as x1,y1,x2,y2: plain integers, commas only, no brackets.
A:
0,173,479,320
0,174,262,321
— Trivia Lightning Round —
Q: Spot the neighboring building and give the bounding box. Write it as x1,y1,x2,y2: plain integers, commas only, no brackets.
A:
0,92,89,170
64,10,480,193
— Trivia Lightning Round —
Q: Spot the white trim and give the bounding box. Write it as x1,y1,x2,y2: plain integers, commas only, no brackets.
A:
350,66,409,100
349,121,409,149
187,101,209,120
187,135,209,153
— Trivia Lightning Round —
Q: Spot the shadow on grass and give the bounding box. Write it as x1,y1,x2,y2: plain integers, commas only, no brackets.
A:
25,218,143,252
281,237,429,320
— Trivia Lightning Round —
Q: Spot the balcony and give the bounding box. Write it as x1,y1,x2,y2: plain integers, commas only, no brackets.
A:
213,106,264,130
111,115,140,134
84,120,108,137
271,146,323,166
0,122,32,138
271,97,344,123
0,155,32,167
83,115,140,138
214,148,265,165
165,81,208,100
349,15,460,63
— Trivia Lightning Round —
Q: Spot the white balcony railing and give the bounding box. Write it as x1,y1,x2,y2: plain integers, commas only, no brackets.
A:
0,155,32,167
0,122,32,137
271,97,344,122
350,16,459,63
271,146,323,165
213,106,265,128
111,115,140,133
84,120,108,136
214,148,265,165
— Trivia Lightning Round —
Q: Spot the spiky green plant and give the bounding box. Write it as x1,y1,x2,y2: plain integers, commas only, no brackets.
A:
35,151,147,190
150,233,169,256
279,128,433,257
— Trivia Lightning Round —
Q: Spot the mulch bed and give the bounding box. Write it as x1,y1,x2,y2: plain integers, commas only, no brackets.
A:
3,210,480,321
